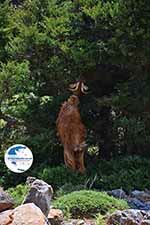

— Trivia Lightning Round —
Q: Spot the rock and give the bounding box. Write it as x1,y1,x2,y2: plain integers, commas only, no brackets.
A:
48,208,63,225
107,189,150,210
0,189,14,212
128,190,150,210
141,220,150,225
107,189,127,199
62,219,96,225
106,209,150,225
83,219,96,225
23,176,53,216
13,203,49,225
62,221,74,225
128,198,148,210
0,209,13,225
76,220,86,225
130,190,150,203
128,198,150,210
0,203,49,225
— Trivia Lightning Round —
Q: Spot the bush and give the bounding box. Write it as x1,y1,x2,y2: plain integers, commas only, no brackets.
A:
56,183,86,197
7,184,29,206
37,165,86,189
53,190,128,218
36,156,150,193
90,156,150,192
1,156,150,192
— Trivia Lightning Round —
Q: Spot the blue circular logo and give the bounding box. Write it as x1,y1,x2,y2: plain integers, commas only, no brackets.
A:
4,144,33,173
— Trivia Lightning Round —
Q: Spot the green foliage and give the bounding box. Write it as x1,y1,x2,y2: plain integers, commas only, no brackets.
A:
7,184,29,206
37,165,86,189
0,1,11,61
89,156,150,192
0,0,150,190
56,183,86,197
53,190,128,218
1,156,150,192
45,156,150,193
96,214,106,225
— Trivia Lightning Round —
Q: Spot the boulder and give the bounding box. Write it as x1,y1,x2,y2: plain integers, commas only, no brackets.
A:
107,189,150,210
0,203,49,225
48,208,63,225
107,189,127,199
0,188,14,212
0,209,13,225
106,209,150,225
23,177,53,216
131,190,150,203
128,198,150,210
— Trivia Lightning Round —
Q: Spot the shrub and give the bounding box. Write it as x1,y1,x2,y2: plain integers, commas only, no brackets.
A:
56,183,86,197
2,156,150,192
91,156,150,192
53,190,128,218
37,165,86,189
37,156,150,193
7,184,29,206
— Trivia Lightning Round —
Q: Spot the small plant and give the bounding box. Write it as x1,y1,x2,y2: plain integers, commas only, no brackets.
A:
96,214,106,225
53,190,128,218
7,184,29,206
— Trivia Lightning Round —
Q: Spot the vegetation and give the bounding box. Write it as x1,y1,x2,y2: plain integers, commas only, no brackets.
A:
37,156,150,193
96,214,106,225
53,190,128,218
3,156,150,192
0,0,149,212
7,184,29,206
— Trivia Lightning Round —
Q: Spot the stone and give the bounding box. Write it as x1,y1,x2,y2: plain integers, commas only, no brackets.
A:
0,189,14,212
0,203,49,225
107,189,127,199
141,220,150,225
83,219,96,225
128,198,149,210
106,209,150,225
13,203,49,225
62,219,96,225
23,176,53,216
75,220,86,225
48,208,63,225
0,209,13,225
131,190,150,203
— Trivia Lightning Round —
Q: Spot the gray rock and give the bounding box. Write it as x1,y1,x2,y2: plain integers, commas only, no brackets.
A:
108,189,150,210
62,220,95,225
0,189,14,212
107,209,150,225
107,189,127,199
128,198,150,210
23,177,53,217
131,190,150,202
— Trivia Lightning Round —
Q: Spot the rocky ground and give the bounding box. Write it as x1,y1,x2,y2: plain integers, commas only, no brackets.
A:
108,189,150,210
0,178,150,225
